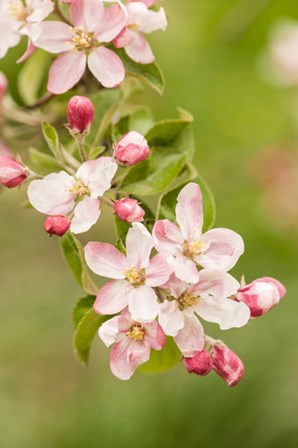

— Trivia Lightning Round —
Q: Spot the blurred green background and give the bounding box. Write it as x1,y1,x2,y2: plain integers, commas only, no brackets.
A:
1,1,298,447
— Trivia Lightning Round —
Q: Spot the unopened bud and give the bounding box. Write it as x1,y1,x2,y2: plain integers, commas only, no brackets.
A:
0,156,27,188
114,197,145,223
114,131,150,166
183,349,213,376
0,72,7,101
44,215,70,237
236,277,286,318
211,342,244,387
67,96,95,134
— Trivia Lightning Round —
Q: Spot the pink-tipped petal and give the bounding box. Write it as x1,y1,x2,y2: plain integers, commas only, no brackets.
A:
153,220,184,256
110,338,150,380
126,223,154,270
128,285,159,323
94,280,132,315
96,3,127,42
258,277,286,298
125,31,154,64
32,21,74,53
144,320,166,350
70,196,101,234
17,39,35,63
199,228,245,271
48,51,86,94
174,316,205,358
84,242,127,279
145,254,172,287
171,254,200,284
87,47,125,88
158,300,185,337
70,0,104,32
98,315,121,347
176,182,203,241
76,157,118,198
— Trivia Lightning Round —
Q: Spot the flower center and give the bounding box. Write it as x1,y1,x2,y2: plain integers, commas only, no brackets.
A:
125,267,145,287
9,1,30,21
126,323,145,341
72,27,98,52
128,24,139,32
183,240,207,258
68,179,90,196
178,292,199,310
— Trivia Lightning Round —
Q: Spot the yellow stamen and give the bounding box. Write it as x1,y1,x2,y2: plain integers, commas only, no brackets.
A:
9,1,30,21
72,27,97,52
178,292,199,310
183,240,207,258
125,267,145,287
68,179,90,196
127,323,145,341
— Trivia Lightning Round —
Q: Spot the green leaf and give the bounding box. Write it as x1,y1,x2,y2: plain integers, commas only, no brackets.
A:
112,106,154,142
157,175,216,233
88,145,106,160
60,233,98,295
73,308,107,365
73,295,96,329
18,50,51,105
115,48,165,95
114,216,131,246
138,337,181,374
28,147,64,175
42,121,61,159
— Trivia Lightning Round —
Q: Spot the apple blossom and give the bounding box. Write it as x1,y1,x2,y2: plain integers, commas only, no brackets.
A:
67,96,95,134
236,277,286,317
85,223,172,323
114,197,145,222
158,271,250,356
210,341,244,387
0,156,27,188
28,157,118,234
44,215,70,237
98,308,166,380
0,0,54,60
153,182,244,284
32,0,127,94
183,349,213,376
114,131,150,165
114,1,167,64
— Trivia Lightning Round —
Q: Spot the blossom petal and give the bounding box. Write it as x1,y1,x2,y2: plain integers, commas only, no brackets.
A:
87,47,125,88
75,157,118,198
70,197,101,234
32,21,74,53
125,31,154,64
110,338,150,380
144,320,166,350
196,297,250,330
126,223,154,270
128,285,159,323
176,182,203,241
70,0,104,32
153,219,183,256
158,300,185,337
98,315,121,347
27,172,75,215
94,280,131,315
192,269,240,299
145,254,172,287
198,228,245,271
84,242,127,278
96,3,127,42
171,254,200,284
126,3,167,33
174,316,204,357
48,51,86,94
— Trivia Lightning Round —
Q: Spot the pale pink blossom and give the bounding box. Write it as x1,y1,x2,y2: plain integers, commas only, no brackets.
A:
153,182,245,283
236,276,286,317
0,0,54,60
114,197,145,222
98,308,166,380
32,0,127,94
114,131,150,165
67,95,95,134
114,1,167,64
210,341,244,387
158,270,250,356
28,157,117,234
183,349,213,376
85,223,172,323
0,156,27,188
44,215,70,237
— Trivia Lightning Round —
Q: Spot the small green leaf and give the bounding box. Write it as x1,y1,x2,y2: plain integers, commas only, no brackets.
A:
18,50,51,105
157,175,216,233
73,295,96,329
138,337,181,374
42,121,61,159
73,308,107,365
88,146,106,160
115,238,127,255
112,106,154,142
115,48,165,95
28,147,64,174
114,216,131,246
60,233,97,295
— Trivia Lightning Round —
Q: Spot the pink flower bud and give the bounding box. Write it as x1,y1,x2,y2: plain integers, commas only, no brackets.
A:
236,277,286,318
0,156,27,188
0,72,7,101
44,216,70,237
211,343,244,387
114,198,145,223
114,131,150,166
183,350,213,376
67,96,95,134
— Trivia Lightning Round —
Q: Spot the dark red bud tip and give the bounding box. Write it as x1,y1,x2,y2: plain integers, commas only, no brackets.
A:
211,343,244,387
67,96,95,134
44,216,70,237
0,156,27,188
183,350,213,376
